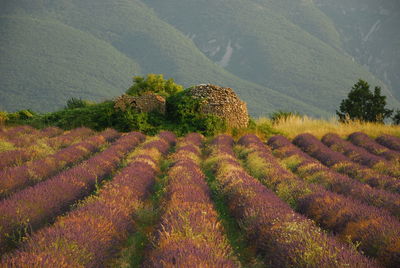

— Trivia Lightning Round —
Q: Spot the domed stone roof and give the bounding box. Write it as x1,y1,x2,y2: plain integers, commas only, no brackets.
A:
187,84,249,128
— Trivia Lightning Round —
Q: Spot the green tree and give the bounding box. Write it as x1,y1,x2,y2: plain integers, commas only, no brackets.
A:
126,74,183,98
336,79,393,123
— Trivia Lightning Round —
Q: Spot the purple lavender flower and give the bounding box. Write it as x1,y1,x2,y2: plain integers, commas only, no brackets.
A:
0,129,120,198
145,133,237,267
376,134,400,152
2,133,172,267
268,135,400,219
241,134,400,267
0,132,145,255
294,133,400,194
211,134,379,267
349,132,400,161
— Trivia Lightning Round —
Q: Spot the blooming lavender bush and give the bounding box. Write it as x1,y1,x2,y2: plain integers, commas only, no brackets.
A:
376,134,400,152
2,132,174,267
209,134,377,267
145,133,237,267
349,132,400,162
0,129,120,198
294,133,400,194
0,132,145,255
240,134,400,267
268,135,400,219
0,128,93,171
322,133,400,178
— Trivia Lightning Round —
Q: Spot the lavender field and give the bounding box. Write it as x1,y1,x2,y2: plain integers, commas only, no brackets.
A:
0,126,399,267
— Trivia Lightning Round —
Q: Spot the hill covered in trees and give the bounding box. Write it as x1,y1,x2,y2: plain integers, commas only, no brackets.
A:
1,0,399,116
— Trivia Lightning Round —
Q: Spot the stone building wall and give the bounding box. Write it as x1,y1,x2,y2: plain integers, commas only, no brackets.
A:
187,84,249,128
114,92,166,114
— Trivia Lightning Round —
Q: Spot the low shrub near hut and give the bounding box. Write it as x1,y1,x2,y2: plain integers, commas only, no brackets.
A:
166,91,226,136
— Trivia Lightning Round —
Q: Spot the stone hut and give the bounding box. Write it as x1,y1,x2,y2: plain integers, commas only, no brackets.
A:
114,92,166,114
187,84,249,128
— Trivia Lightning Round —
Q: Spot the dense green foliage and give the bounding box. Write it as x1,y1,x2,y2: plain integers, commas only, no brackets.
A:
65,98,93,110
4,75,229,136
336,80,393,123
1,0,399,117
126,74,183,98
166,91,226,136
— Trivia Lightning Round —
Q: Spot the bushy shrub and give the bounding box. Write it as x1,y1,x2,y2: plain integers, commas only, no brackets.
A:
7,110,36,122
166,91,226,136
126,74,183,98
42,101,115,131
112,108,159,135
65,97,92,109
270,110,300,123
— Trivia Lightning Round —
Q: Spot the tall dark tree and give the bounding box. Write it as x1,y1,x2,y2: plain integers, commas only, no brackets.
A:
336,79,393,123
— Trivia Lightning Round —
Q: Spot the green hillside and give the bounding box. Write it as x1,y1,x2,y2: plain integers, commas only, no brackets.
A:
0,0,399,116
0,15,141,112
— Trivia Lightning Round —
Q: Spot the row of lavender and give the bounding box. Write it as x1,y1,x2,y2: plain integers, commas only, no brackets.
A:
0,126,62,146
268,135,400,218
145,133,237,266
208,134,376,267
250,134,400,267
242,134,400,267
293,134,400,194
0,128,120,198
1,132,175,267
348,132,400,162
0,127,94,170
322,133,400,178
0,131,145,255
